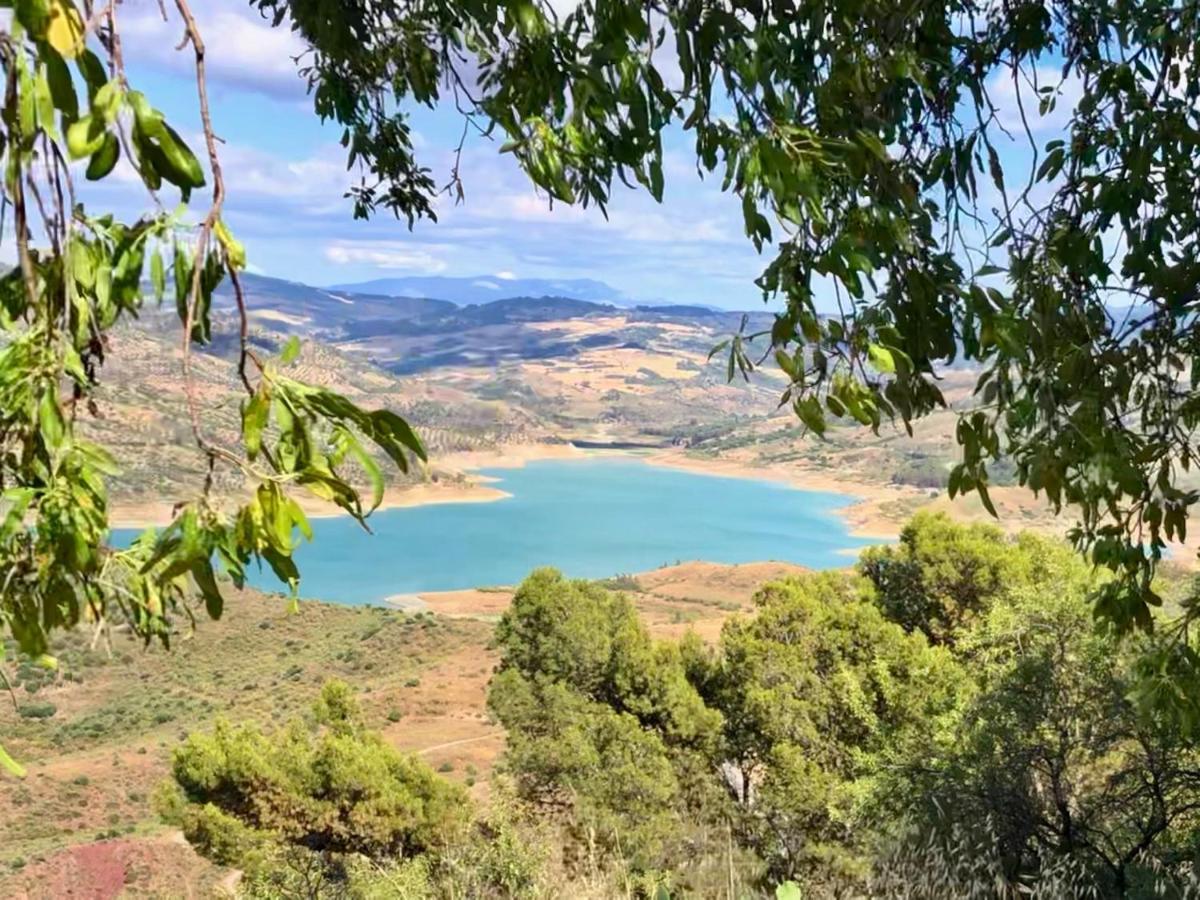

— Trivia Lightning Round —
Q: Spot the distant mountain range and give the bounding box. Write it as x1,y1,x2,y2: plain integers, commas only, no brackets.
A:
214,273,623,333
327,274,632,306
206,272,759,375
211,273,739,333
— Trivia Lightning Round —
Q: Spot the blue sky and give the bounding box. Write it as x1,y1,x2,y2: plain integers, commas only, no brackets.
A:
90,0,769,308
67,1,1077,310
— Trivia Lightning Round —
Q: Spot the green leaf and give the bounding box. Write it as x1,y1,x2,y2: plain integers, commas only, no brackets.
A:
337,427,385,513
242,391,270,461
16,0,52,38
0,742,26,779
150,248,165,304
38,387,65,450
794,396,826,436
868,344,895,374
192,559,224,620
855,129,888,162
279,335,301,365
0,488,35,541
41,43,78,122
977,480,998,517
75,48,107,101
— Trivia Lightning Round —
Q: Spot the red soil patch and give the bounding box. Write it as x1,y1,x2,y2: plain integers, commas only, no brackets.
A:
0,834,220,899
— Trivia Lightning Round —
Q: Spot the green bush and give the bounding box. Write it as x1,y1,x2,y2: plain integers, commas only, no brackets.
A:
17,702,56,719
167,680,468,870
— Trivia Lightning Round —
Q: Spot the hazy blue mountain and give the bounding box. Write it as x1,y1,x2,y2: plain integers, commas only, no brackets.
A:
327,274,629,306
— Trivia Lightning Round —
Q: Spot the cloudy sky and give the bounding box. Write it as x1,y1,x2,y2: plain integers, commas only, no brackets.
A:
87,0,769,307
70,1,1071,310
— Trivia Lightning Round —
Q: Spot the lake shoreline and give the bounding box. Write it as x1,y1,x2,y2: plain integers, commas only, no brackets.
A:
107,441,906,542
107,481,512,529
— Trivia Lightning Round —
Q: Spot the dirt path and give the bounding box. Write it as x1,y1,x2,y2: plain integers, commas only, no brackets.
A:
416,732,505,755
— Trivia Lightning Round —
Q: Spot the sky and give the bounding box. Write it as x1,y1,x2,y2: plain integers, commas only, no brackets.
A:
43,1,1079,310
83,0,769,308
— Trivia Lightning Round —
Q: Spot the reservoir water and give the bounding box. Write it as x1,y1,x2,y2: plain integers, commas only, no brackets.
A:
123,458,878,605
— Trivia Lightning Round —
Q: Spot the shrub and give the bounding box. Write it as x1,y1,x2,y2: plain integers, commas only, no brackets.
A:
166,680,469,870
17,702,56,719
598,573,642,592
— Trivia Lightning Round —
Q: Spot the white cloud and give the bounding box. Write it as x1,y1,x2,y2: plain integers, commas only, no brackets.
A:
120,0,307,98
987,65,1083,136
324,241,449,273
494,270,517,280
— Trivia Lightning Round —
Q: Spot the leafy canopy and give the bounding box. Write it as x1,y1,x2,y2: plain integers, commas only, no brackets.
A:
859,511,1027,646
161,680,468,869
485,529,1200,893
260,0,1200,634
700,571,962,887
874,528,1200,894
0,0,424,774
487,568,724,874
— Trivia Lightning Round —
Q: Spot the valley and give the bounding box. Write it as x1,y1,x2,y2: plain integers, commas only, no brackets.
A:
95,272,1055,547
0,561,802,896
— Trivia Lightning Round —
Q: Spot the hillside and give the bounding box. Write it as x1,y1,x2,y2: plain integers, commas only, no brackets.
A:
88,278,798,517
0,561,799,896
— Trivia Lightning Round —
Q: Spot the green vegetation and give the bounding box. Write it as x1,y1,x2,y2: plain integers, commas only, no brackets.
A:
475,517,1200,896
488,569,726,880
6,519,1199,896
160,681,467,868
0,1,426,775
162,681,552,899
0,591,491,878
5,3,1200,896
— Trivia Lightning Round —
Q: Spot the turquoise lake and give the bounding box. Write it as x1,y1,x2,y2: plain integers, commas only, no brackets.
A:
125,458,878,605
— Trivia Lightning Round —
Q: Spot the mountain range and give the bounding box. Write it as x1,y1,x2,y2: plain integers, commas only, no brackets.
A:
211,273,750,372
326,274,632,306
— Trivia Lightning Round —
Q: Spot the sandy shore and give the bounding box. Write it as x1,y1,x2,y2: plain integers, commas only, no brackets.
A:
109,481,510,529
436,442,599,471
641,450,911,541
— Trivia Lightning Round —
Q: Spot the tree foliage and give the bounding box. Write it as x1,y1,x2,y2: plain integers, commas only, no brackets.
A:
0,0,423,775
160,681,468,886
699,572,961,887
859,511,1026,645
487,568,726,877
485,524,1200,895
260,0,1200,638
876,531,1200,894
